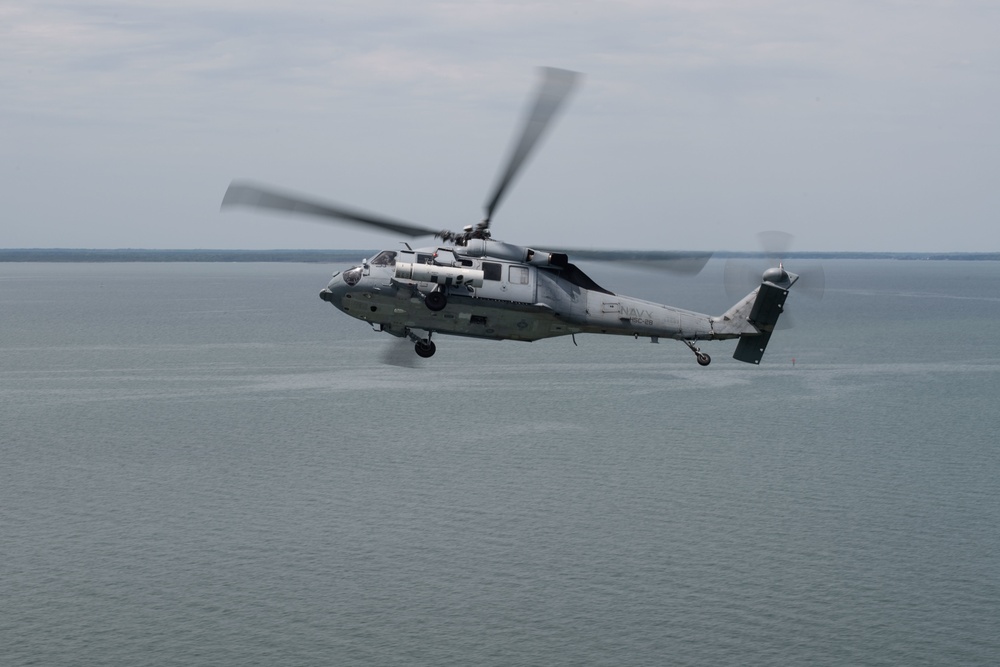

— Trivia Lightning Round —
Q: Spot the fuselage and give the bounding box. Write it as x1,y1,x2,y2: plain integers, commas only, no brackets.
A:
319,243,742,344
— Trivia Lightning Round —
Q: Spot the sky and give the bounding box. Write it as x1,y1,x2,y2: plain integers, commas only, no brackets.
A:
3,0,999,252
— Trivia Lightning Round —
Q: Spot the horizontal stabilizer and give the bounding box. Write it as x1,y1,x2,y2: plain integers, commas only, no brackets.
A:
734,331,774,364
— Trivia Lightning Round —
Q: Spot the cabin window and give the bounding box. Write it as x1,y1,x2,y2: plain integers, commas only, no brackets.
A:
370,250,396,267
482,262,502,281
434,249,459,265
416,253,433,264
509,266,529,285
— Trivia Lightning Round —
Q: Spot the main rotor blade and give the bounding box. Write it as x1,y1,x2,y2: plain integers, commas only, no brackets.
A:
483,67,580,226
544,248,713,275
221,181,439,238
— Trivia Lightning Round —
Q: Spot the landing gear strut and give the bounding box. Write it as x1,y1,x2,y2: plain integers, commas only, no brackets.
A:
684,340,711,366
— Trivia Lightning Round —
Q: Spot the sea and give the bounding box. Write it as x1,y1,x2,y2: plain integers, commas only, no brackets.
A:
2,258,998,666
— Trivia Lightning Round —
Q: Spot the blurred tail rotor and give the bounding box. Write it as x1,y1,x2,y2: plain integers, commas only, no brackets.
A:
724,231,825,329
725,231,825,301
757,230,795,260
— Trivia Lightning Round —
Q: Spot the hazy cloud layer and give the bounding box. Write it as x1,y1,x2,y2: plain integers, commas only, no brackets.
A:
3,1,998,251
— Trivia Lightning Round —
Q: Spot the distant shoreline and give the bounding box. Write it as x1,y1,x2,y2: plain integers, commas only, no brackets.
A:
0,249,378,263
1,249,998,262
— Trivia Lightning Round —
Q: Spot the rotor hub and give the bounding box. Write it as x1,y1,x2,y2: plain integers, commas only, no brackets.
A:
762,266,789,284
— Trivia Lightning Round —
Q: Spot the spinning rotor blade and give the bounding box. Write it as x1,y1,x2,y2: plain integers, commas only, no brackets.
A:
483,67,580,226
758,230,825,300
757,230,794,259
222,181,439,238
724,231,825,301
795,264,826,300
543,248,714,275
723,259,764,302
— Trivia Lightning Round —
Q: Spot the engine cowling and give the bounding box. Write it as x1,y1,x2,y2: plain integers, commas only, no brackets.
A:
459,239,567,266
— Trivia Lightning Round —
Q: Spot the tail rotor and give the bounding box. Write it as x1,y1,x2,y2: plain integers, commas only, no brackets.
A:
724,231,825,302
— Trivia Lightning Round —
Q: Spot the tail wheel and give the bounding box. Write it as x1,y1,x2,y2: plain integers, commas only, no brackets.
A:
683,340,711,367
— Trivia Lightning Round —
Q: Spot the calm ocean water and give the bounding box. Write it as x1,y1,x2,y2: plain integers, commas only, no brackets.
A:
2,259,998,666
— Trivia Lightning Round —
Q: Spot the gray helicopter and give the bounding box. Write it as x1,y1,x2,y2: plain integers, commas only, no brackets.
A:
222,68,797,366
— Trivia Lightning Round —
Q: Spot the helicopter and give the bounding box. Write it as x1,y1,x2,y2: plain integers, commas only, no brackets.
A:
222,67,797,366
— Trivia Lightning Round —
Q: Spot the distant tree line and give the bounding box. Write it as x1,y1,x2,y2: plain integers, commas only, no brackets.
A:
0,249,379,263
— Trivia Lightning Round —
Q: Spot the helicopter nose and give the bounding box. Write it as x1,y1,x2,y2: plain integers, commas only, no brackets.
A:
320,272,349,303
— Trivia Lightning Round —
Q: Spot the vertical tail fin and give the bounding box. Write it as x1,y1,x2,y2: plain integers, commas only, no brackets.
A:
717,268,797,365
732,279,791,364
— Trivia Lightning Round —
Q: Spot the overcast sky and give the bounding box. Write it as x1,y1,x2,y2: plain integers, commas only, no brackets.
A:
3,1,998,252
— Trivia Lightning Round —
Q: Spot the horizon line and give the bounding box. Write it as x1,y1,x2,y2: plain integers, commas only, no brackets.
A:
2,248,998,263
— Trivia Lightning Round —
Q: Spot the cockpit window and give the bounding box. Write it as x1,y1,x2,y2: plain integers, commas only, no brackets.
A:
343,267,363,286
370,250,397,267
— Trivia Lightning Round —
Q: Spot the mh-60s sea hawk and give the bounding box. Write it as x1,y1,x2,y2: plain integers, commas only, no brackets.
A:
222,68,797,366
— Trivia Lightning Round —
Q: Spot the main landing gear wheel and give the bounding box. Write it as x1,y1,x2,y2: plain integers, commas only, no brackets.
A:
424,291,447,311
414,339,436,358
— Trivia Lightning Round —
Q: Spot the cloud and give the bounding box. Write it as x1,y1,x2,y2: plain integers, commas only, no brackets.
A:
2,0,999,251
